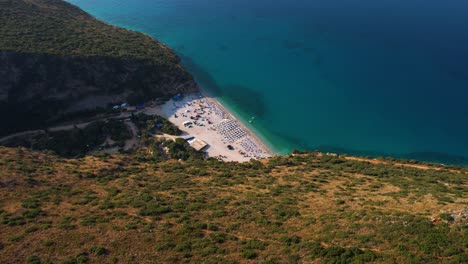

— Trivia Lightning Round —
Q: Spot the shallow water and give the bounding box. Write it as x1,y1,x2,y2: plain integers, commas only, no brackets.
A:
67,0,468,164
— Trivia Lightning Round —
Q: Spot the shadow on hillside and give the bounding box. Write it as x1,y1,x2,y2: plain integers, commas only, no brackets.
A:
0,50,195,137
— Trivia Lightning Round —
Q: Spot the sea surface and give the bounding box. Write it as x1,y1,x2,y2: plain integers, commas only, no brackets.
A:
67,0,468,165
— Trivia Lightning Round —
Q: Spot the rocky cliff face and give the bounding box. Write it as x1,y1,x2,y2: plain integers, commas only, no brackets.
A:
0,50,198,136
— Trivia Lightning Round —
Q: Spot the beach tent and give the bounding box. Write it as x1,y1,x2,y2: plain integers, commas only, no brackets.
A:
190,139,209,151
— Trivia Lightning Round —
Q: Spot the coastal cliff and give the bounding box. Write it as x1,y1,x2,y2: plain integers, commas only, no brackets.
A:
0,0,198,135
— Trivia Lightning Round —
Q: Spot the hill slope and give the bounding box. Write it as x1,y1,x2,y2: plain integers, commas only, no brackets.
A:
0,147,466,263
0,0,197,136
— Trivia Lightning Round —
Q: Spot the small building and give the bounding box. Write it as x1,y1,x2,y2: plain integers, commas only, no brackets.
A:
126,106,136,111
189,139,209,151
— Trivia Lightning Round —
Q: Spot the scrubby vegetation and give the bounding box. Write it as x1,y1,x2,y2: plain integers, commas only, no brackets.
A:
0,2,466,263
0,0,197,137
0,0,178,64
131,113,181,136
5,120,131,158
0,147,466,263
2,113,207,161
149,138,205,162
1,2,466,259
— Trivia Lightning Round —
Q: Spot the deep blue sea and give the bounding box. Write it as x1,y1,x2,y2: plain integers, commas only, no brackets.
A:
67,0,468,165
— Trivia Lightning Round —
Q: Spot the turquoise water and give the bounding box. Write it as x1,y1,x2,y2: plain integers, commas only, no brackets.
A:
67,0,468,164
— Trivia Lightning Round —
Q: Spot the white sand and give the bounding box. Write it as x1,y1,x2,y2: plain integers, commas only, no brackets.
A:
144,93,273,162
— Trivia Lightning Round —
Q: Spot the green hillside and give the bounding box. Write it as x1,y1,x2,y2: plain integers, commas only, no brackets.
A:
0,147,466,263
0,0,197,136
0,0,176,64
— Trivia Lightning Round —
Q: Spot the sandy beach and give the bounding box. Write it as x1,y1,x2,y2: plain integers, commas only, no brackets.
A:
145,93,273,162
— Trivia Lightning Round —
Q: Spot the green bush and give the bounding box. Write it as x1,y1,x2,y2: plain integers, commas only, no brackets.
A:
209,232,228,243
163,139,204,161
139,203,172,217
90,246,107,256
241,249,258,259
281,235,301,246
131,113,181,136
76,253,89,264
242,239,266,250
22,198,41,209
27,255,41,264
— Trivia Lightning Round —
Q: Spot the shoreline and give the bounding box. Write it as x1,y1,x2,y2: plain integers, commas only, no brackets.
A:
147,91,273,162
196,88,276,157
60,1,468,166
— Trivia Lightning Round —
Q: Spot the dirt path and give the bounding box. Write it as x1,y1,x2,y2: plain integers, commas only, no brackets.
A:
123,120,139,151
344,156,466,174
0,122,94,144
0,130,44,144
0,112,133,144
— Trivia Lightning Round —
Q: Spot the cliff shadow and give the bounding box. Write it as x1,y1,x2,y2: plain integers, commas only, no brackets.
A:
177,53,267,118
178,53,223,97
0,50,195,136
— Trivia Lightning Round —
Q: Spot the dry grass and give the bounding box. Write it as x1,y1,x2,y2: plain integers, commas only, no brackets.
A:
0,147,466,263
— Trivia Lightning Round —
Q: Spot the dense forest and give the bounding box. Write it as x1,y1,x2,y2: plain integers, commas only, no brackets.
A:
0,147,466,263
0,0,197,136
0,0,178,63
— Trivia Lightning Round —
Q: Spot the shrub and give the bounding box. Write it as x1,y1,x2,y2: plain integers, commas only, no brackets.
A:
22,198,41,209
335,199,346,205
439,213,454,222
90,246,107,256
22,209,42,219
25,226,39,233
76,253,89,264
27,255,41,264
241,249,258,259
155,239,176,251
242,239,266,250
139,203,172,216
61,256,78,264
281,235,301,246
210,232,228,244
